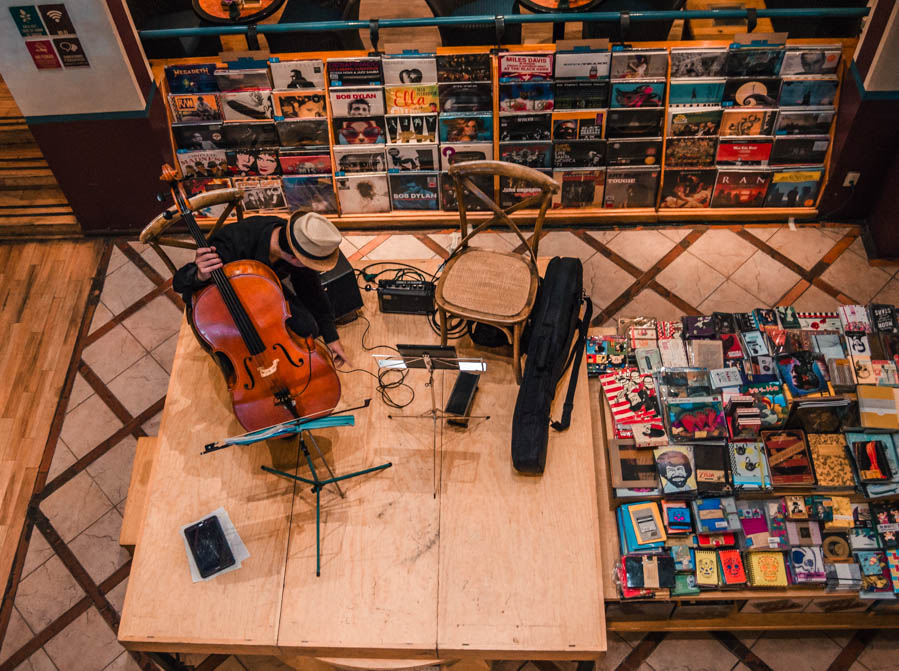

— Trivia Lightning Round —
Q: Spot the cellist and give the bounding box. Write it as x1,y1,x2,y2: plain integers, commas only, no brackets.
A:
173,211,352,369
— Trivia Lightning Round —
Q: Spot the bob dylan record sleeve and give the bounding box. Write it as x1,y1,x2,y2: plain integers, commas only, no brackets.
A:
329,87,386,117
499,113,551,141
336,174,391,213
333,116,387,145
440,142,492,170
712,170,771,207
221,91,274,121
272,91,326,119
282,175,337,213
387,114,439,143
440,172,493,211
498,82,554,112
382,56,438,86
274,119,328,147
498,53,554,81
669,49,728,78
553,140,606,168
659,169,716,209
385,85,439,114
554,80,609,109
436,53,491,82
389,173,439,210
604,169,659,208
333,146,386,174
386,145,438,172
499,142,552,169
327,57,383,87
269,60,325,89
438,83,492,113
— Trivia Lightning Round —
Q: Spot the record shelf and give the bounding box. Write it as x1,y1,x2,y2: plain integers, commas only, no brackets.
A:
152,37,855,230
588,327,899,632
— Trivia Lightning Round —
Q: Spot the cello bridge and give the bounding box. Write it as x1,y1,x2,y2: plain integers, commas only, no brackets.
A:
258,359,279,377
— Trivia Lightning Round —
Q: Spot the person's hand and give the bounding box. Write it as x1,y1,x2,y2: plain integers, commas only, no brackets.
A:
327,340,351,368
195,247,222,282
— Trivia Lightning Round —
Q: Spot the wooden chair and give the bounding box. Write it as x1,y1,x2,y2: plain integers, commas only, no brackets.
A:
139,188,245,274
436,161,559,384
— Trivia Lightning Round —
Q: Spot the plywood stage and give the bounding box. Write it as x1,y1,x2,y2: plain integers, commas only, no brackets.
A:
119,259,605,660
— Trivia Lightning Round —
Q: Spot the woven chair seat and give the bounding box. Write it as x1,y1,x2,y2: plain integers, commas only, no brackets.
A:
440,249,533,318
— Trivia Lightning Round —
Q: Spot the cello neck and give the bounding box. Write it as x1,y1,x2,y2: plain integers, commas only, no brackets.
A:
165,170,267,356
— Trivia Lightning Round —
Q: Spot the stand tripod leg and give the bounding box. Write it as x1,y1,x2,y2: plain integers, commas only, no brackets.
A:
305,432,345,498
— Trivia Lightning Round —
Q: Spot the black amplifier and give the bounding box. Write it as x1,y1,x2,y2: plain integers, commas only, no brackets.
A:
377,279,436,314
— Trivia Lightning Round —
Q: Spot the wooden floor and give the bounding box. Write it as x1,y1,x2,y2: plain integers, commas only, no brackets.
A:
0,240,104,599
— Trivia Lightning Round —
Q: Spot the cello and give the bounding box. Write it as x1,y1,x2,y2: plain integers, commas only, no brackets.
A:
160,164,341,431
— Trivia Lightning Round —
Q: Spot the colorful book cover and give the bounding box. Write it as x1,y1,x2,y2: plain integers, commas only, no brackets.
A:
761,429,816,487
886,550,899,592
695,550,719,587
808,433,856,488
789,546,826,583
747,551,789,587
654,445,698,495
599,368,662,429
740,382,788,428
719,549,747,585
666,398,727,441
729,440,771,489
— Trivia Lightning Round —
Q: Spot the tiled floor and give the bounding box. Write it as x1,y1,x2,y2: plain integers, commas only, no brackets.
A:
3,224,899,671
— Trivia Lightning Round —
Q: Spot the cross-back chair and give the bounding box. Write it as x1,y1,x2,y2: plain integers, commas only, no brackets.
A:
436,160,560,383
139,188,245,274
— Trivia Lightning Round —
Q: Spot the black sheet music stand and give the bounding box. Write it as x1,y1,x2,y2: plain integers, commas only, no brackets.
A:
378,344,489,497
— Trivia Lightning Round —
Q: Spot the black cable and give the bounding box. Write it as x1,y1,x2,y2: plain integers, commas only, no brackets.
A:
335,314,415,409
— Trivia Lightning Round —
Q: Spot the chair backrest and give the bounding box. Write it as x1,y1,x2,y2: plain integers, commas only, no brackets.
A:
139,188,245,274
448,160,560,266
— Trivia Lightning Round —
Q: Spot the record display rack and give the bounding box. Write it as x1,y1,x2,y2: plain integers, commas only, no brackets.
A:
153,37,855,230
589,327,899,633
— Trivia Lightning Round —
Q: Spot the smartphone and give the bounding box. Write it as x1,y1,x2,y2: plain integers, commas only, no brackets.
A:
445,372,480,427
183,515,236,579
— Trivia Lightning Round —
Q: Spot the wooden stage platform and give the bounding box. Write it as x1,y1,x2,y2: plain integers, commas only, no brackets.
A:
118,260,606,661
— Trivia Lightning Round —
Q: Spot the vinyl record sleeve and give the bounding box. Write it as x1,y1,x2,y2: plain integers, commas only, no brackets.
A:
610,80,665,108
173,123,226,150
658,168,716,208
780,48,841,76
438,82,492,113
498,113,552,141
668,78,725,105
231,176,286,211
439,142,493,170
385,144,439,172
498,52,554,81
711,169,771,207
498,82,554,112
165,64,219,93
665,137,717,168
716,138,773,166
387,114,439,143
723,78,782,107
606,138,662,167
667,107,722,137
281,175,337,213
335,173,391,213
552,139,607,168
274,119,328,147
605,108,663,138
774,109,835,136
439,172,494,211
769,135,829,166
177,149,228,179
551,169,605,208
724,47,785,77
327,57,383,87
328,87,386,117
499,170,553,208
498,141,552,169
225,147,280,177
332,145,387,175
169,94,222,123
436,53,491,82
719,108,777,136
764,169,823,207
278,150,332,176
779,78,839,107
389,172,440,210
554,50,611,79
220,90,273,121
269,59,326,89
271,91,327,119
610,49,668,79
551,110,605,140
669,48,728,78
381,55,438,85
214,68,271,92
554,80,610,109
332,115,387,145
603,168,660,208
437,113,491,143
384,85,439,114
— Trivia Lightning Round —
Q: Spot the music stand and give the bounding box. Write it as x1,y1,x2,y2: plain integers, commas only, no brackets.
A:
202,408,392,576
377,344,489,497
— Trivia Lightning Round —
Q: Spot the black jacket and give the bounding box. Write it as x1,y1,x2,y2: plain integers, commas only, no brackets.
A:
172,215,338,343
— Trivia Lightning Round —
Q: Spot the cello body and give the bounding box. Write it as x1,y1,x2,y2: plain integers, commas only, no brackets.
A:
191,259,341,431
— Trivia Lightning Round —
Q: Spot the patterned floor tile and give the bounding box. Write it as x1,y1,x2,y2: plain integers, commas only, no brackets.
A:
872,277,899,306
744,226,781,242
855,630,899,671
697,279,762,314
15,555,84,631
766,226,838,270
68,372,94,411
750,632,842,671
103,651,143,671
48,439,77,480
82,325,147,384
583,252,638,312
685,229,758,276
86,436,135,507
535,231,596,260
106,246,129,277
820,249,892,303
819,225,854,241
729,250,802,305
658,227,692,243
848,236,868,259
106,578,128,615
90,302,114,335
151,332,179,374
139,243,194,279
606,230,676,272
141,411,162,436
41,470,115,543
121,295,183,351
614,289,685,322
364,234,436,260
790,283,843,312
59,395,123,459
67,508,129,584
106,354,170,416
43,606,123,671
586,230,621,246
655,252,727,307
20,528,54,580
0,608,55,671
595,631,636,671
644,633,738,671
429,231,520,253
100,260,156,315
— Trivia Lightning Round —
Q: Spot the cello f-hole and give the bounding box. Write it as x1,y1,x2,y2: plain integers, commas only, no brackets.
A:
242,357,257,390
272,342,305,369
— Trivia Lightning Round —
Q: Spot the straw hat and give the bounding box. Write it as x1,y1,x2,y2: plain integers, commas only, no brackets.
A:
285,212,342,271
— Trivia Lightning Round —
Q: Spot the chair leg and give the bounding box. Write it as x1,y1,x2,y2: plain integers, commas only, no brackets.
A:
513,322,522,384
439,308,448,346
